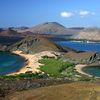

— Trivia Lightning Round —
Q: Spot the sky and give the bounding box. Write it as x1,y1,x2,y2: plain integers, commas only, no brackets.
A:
0,0,100,27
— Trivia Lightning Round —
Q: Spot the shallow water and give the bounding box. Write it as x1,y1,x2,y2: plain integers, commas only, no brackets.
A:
82,66,100,77
0,52,26,75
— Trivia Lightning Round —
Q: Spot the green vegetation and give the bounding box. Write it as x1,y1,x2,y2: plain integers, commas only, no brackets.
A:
0,73,48,80
78,76,96,81
0,58,96,81
39,58,75,77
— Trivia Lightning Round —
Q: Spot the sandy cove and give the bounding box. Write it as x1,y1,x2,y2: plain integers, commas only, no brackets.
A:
75,64,92,77
8,50,58,75
8,50,93,77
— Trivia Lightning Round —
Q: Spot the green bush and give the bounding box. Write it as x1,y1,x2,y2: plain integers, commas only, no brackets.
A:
39,58,75,77
78,76,94,81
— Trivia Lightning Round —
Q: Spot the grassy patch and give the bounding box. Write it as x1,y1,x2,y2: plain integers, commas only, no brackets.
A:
39,58,75,77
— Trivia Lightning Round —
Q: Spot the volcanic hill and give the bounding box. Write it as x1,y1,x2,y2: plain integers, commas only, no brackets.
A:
7,35,73,53
16,22,80,35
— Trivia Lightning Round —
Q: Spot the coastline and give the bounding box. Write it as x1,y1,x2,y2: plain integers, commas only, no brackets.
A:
8,50,39,75
7,51,98,77
75,64,92,77
8,50,58,76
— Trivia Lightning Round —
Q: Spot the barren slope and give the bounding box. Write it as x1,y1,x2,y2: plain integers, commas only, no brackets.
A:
72,28,100,41
7,35,70,53
16,22,80,35
7,82,100,100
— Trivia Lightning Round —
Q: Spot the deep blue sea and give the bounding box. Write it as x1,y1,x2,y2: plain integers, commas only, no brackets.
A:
0,52,26,75
56,40,100,52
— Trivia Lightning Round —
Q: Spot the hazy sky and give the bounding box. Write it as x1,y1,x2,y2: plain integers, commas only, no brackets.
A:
0,0,100,27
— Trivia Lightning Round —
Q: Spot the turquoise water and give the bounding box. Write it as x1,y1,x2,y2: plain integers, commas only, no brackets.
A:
0,52,26,75
56,41,100,52
82,66,100,77
56,40,100,77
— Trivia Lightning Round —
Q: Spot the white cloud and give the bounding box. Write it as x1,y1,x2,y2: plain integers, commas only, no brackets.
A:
79,11,95,16
60,11,74,18
79,11,89,16
60,10,95,18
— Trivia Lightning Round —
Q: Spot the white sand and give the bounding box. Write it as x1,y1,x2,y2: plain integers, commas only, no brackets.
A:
8,50,59,75
75,64,92,77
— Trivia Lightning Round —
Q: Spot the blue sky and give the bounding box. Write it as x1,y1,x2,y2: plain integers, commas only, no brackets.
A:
0,0,100,27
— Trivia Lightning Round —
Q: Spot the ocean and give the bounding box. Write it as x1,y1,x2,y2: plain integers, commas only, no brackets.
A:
0,52,25,75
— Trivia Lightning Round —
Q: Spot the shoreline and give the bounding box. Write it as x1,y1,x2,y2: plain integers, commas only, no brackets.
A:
8,51,39,75
75,64,93,77
8,51,99,77
8,50,58,76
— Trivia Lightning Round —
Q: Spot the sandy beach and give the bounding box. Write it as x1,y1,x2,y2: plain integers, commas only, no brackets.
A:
75,64,92,77
8,50,94,77
8,50,58,75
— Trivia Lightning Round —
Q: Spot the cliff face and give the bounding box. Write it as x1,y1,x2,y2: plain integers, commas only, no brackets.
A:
90,52,100,63
7,36,69,54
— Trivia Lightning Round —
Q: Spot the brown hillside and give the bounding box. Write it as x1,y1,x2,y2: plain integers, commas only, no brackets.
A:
7,35,70,53
7,82,100,100
72,28,100,41
0,28,21,37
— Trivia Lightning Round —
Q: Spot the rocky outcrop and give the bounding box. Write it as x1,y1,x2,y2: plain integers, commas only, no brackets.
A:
63,51,100,64
64,51,96,64
6,36,70,54
89,52,100,63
